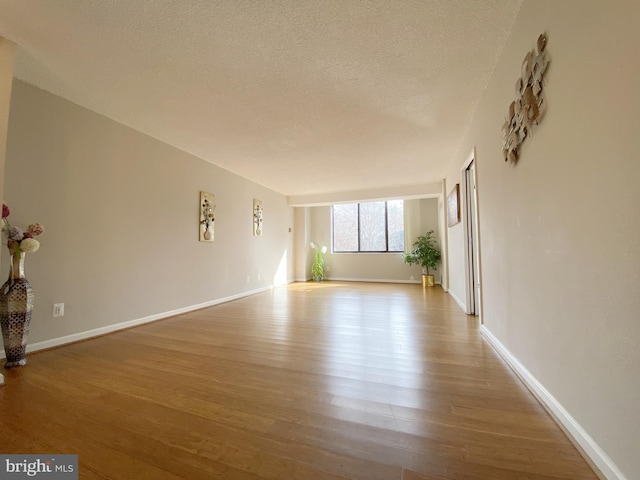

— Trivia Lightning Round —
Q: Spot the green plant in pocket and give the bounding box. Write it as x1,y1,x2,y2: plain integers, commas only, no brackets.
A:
401,230,441,275
310,242,327,281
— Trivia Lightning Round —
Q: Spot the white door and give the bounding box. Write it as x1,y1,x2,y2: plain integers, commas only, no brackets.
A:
463,158,481,318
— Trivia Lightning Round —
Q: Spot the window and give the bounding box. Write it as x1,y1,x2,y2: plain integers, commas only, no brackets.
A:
332,200,404,252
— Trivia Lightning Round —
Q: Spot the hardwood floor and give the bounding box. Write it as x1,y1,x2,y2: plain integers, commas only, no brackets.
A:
0,282,598,479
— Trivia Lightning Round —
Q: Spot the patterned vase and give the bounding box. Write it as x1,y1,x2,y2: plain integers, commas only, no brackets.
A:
0,250,34,368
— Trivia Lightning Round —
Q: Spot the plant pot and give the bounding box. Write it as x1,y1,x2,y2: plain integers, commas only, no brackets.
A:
422,274,435,288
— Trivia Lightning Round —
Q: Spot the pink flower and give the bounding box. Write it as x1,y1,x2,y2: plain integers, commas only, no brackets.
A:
27,223,45,236
2,203,9,219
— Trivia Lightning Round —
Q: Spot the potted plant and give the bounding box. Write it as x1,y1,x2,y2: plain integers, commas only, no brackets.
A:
401,230,441,287
310,242,327,281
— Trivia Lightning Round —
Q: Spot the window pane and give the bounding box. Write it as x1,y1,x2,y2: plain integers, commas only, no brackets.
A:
333,204,358,251
359,201,386,251
387,200,404,252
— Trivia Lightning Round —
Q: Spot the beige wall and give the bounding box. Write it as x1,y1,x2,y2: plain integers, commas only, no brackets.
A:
0,38,15,224
309,199,441,283
445,1,639,478
0,38,15,385
2,80,294,348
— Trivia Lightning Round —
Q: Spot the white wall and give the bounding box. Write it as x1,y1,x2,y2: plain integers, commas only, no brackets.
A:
445,180,467,307
309,199,442,283
288,182,442,207
293,206,311,280
418,198,441,284
2,80,294,350
437,183,448,291
445,1,640,478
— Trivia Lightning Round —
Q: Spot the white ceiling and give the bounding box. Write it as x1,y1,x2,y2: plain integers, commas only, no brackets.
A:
0,0,522,198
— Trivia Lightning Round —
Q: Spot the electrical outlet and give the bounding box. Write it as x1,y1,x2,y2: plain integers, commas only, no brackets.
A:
53,303,64,317
257,273,261,281
246,275,250,283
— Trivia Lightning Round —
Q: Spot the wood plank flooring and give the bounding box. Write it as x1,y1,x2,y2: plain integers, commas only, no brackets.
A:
0,282,598,479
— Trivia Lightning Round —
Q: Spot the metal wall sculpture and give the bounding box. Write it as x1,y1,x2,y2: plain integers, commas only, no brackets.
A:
502,33,550,164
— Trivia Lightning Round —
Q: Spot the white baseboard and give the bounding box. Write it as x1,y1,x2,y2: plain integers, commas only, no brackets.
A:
326,277,425,284
480,325,625,480
1,285,273,361
295,277,441,286
448,289,466,312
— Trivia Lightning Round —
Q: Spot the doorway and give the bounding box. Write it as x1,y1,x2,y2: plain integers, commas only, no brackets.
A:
461,150,481,319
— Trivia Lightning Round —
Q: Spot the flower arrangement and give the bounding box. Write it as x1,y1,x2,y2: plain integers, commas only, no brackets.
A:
1,203,45,255
253,202,263,236
310,242,327,281
200,197,215,231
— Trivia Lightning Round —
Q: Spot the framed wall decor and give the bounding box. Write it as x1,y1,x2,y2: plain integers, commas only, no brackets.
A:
447,184,460,227
199,191,215,242
253,199,263,236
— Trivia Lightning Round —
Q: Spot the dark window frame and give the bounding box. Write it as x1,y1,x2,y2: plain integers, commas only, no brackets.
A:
331,201,404,253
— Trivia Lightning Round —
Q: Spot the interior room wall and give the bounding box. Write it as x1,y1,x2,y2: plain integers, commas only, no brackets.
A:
444,183,467,309
444,1,639,478
293,206,311,281
437,185,448,291
418,198,441,284
309,199,441,283
0,37,16,385
0,38,15,231
1,80,294,352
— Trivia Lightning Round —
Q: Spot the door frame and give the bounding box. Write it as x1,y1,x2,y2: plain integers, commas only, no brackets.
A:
460,148,483,321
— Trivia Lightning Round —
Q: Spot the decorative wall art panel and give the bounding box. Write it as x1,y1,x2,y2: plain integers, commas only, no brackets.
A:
502,33,550,165
253,199,263,236
447,184,460,227
199,191,215,242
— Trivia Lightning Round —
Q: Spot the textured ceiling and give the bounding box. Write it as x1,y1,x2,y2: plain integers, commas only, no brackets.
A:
0,0,523,197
